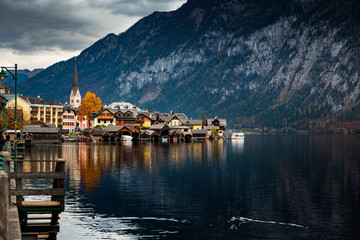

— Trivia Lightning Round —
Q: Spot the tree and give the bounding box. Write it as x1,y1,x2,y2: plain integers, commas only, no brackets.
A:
0,108,29,131
201,111,207,127
78,92,102,120
211,127,218,138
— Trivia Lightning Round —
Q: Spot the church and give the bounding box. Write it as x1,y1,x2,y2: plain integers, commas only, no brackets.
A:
69,57,81,108
63,57,89,131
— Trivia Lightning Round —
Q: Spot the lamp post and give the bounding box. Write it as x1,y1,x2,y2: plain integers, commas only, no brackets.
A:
0,64,18,161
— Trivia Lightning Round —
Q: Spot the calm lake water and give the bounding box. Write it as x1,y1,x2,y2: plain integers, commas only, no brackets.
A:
24,135,360,239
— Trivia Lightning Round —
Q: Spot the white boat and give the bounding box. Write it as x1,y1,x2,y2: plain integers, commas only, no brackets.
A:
121,135,133,141
231,132,245,139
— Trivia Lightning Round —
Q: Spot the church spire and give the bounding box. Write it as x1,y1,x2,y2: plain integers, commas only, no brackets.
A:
71,57,79,93
70,57,81,108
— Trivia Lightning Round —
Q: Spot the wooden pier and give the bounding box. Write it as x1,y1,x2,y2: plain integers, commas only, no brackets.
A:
1,149,66,240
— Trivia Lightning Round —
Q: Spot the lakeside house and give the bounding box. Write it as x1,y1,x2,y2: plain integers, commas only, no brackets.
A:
182,119,203,129
206,118,227,138
1,94,63,127
62,105,77,133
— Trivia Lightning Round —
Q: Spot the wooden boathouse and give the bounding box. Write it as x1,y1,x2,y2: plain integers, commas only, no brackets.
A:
22,125,60,144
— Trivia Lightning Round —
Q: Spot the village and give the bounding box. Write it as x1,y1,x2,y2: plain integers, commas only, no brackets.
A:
0,60,227,144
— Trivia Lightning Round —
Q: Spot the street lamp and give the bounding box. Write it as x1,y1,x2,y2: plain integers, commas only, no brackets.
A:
0,64,18,161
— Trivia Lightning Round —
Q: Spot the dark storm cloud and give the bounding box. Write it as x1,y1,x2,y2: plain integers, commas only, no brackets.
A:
88,0,186,16
0,0,185,54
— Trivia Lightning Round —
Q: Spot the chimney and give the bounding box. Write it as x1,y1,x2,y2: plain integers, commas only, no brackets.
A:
125,105,128,109
170,110,174,115
37,94,40,98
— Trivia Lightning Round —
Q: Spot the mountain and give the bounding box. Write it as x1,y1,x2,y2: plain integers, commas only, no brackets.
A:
5,69,43,87
20,0,360,129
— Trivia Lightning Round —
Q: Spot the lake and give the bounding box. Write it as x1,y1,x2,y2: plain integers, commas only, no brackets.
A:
24,135,360,239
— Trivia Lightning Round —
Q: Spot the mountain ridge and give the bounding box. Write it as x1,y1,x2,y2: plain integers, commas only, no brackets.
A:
19,0,360,129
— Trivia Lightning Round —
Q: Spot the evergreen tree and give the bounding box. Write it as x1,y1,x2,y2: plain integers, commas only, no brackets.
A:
201,112,207,127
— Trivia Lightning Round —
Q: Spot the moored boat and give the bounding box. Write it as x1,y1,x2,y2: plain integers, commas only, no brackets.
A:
121,135,133,141
231,132,245,139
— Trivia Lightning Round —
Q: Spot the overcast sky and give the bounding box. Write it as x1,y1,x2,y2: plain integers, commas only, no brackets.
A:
0,0,186,70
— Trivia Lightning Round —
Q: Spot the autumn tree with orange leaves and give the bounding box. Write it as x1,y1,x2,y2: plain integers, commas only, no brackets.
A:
78,92,102,121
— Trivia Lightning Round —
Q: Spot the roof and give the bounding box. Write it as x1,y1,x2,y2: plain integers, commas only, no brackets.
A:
158,113,173,122
175,113,188,120
116,115,137,121
118,109,139,117
1,94,62,106
169,129,181,136
23,96,62,106
182,119,202,125
106,102,142,111
91,109,116,118
140,130,151,136
1,94,15,101
91,129,105,136
104,125,123,133
142,130,155,135
22,125,59,133
149,124,170,131
192,129,208,135
169,126,191,130
141,111,158,121
121,125,138,131
63,104,78,113
158,113,188,123
83,128,95,134
71,59,79,93
207,118,227,127
91,108,140,118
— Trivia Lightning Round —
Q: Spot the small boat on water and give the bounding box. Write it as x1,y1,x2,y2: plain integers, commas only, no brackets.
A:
231,132,245,139
121,135,133,141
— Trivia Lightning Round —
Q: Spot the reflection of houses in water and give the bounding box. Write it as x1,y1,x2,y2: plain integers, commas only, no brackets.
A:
206,139,226,162
191,142,206,160
142,143,152,168
62,143,81,202
23,143,60,174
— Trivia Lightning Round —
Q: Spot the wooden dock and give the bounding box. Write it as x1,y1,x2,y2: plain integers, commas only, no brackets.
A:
1,149,66,240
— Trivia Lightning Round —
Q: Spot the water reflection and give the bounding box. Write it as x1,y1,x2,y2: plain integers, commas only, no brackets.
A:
24,136,360,239
230,139,245,154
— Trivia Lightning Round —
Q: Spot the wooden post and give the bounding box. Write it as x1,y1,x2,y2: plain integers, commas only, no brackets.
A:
0,171,9,240
16,160,23,207
51,159,65,226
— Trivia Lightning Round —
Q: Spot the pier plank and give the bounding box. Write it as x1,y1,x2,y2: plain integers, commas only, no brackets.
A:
10,189,65,196
21,201,61,208
9,172,65,179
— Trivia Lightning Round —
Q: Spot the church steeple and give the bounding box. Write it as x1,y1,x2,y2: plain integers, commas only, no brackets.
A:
71,57,79,93
70,57,81,108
